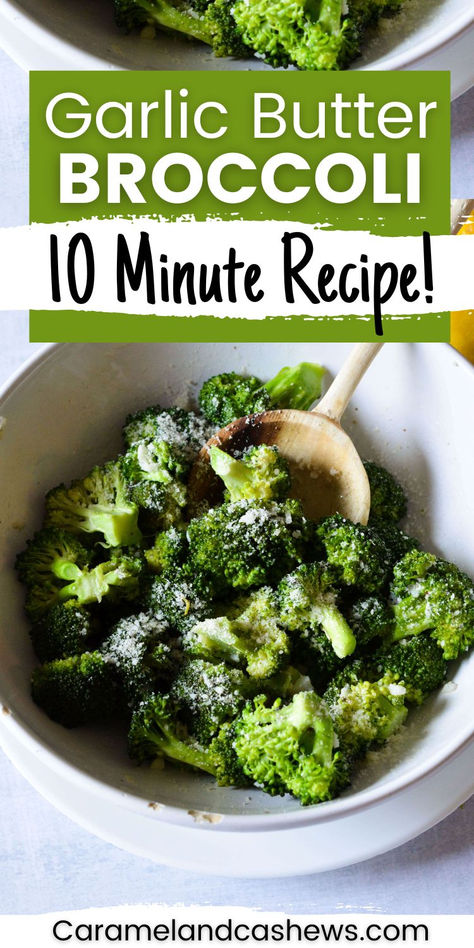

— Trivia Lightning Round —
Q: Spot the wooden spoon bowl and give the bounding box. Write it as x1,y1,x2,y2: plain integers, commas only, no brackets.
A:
189,343,384,525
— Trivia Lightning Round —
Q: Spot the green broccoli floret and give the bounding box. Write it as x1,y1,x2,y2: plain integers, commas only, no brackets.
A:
292,627,347,693
187,498,312,594
45,461,142,548
208,719,251,787
184,587,290,678
262,665,313,700
102,611,179,706
199,372,270,427
128,479,187,534
25,547,143,619
29,602,98,663
370,636,447,704
123,405,212,456
31,652,118,728
369,520,420,571
170,658,255,743
390,550,474,660
122,404,162,445
209,444,291,503
278,563,356,660
323,664,408,757
198,362,325,428
345,595,394,647
141,566,215,634
364,460,407,524
17,529,141,618
16,528,91,589
128,692,217,773
232,692,349,805
145,527,188,574
68,550,143,604
317,514,392,593
231,0,360,70
121,438,189,485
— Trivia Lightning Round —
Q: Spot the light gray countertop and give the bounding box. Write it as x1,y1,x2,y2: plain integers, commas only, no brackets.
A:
0,47,473,916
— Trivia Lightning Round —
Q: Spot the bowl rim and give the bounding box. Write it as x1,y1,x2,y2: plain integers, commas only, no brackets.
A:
0,340,473,834
0,0,473,75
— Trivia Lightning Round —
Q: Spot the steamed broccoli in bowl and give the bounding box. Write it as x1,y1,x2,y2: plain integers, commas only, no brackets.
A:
16,359,474,807
113,0,405,72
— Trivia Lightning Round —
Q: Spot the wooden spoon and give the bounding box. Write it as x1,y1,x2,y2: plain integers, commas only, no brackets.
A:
190,342,383,524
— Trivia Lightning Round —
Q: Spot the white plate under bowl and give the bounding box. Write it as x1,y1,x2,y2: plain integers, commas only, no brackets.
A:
0,342,473,854
0,0,473,98
1,717,472,876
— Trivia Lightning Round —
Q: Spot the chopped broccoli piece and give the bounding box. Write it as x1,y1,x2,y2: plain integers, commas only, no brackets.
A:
209,444,291,503
57,550,144,610
170,658,255,743
29,602,97,663
199,372,270,427
278,562,356,659
369,520,420,571
17,528,143,618
114,0,221,46
31,652,118,728
345,595,394,647
128,692,217,774
129,479,187,534
16,528,91,589
263,362,325,410
187,498,312,594
364,460,407,524
317,513,392,594
232,692,349,805
45,461,142,548
262,665,314,699
390,550,474,660
145,527,188,574
370,636,447,704
121,439,189,485
230,0,359,70
198,362,325,428
102,611,178,706
324,664,408,757
292,627,347,692
141,566,215,634
122,404,162,445
208,719,251,787
123,405,212,456
184,587,290,678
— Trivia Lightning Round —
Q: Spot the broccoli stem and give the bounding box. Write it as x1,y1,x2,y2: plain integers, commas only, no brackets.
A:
291,695,335,766
85,508,141,548
51,559,83,582
313,603,356,659
209,447,254,495
317,0,344,33
140,0,214,45
194,617,246,666
58,564,128,605
150,732,217,774
264,363,325,412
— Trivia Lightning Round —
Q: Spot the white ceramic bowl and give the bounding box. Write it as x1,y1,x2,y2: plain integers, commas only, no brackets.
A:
0,341,473,841
0,0,473,93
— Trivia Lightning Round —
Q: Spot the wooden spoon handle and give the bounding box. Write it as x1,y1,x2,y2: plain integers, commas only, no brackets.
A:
314,342,383,422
